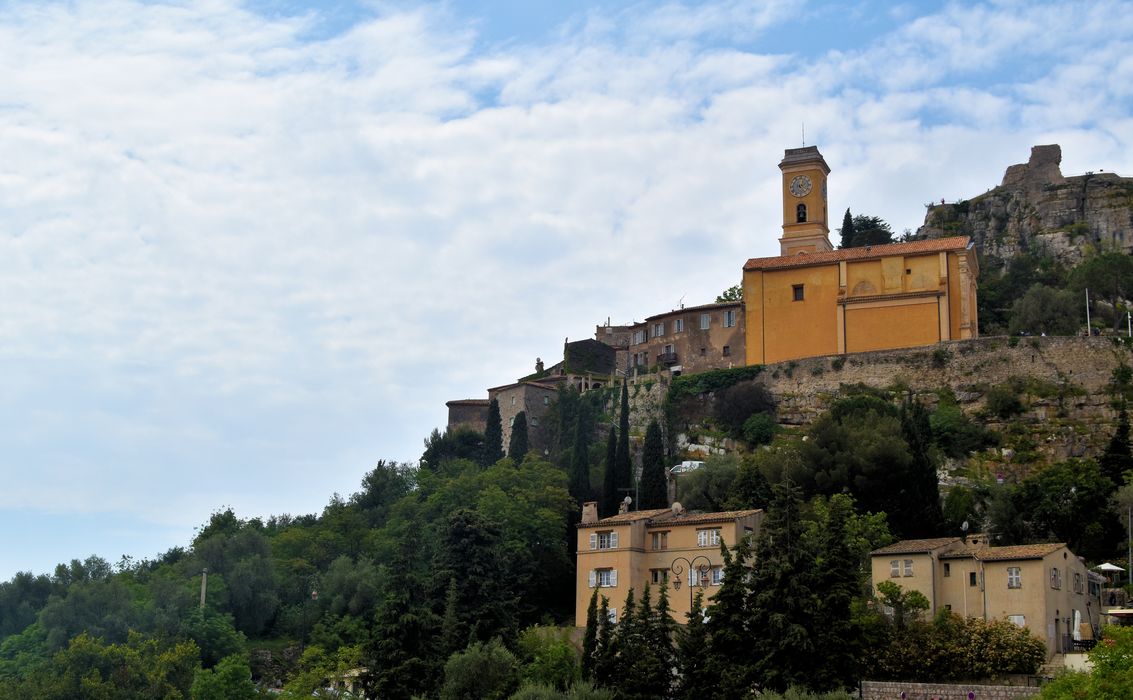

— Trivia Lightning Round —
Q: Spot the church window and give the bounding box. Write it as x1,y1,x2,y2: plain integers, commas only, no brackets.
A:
796,204,807,222
792,284,805,301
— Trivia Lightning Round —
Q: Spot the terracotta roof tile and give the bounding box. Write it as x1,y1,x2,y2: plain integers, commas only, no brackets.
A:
744,236,972,271
578,508,762,528
871,537,962,556
974,543,1065,561
647,509,763,527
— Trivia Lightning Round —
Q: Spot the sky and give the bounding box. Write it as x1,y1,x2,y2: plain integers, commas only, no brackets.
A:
1,0,1131,579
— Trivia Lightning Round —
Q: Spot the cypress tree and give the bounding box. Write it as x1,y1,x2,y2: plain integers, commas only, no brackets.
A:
639,420,668,509
593,595,617,690
899,395,943,537
1100,401,1133,486
614,380,632,499
601,427,619,517
839,208,856,248
483,398,504,466
508,411,529,461
581,590,600,681
569,401,592,505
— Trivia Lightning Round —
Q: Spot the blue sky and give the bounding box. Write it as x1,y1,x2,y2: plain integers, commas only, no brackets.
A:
1,0,1131,579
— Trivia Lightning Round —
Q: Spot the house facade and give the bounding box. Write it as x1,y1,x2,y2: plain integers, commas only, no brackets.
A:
743,146,979,366
621,301,745,376
575,501,763,626
871,536,1103,657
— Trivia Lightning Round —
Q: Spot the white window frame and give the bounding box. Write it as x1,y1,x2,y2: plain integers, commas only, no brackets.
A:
675,318,685,333
697,529,720,548
1050,567,1061,590
632,329,646,344
1007,614,1025,628
890,560,901,578
589,531,619,550
607,607,618,624
902,559,913,577
711,567,724,586
651,322,665,338
588,569,618,588
724,309,737,328
1008,567,1022,589
699,313,710,330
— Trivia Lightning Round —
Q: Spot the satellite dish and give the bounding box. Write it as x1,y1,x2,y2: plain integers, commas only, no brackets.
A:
961,520,969,533
623,496,632,505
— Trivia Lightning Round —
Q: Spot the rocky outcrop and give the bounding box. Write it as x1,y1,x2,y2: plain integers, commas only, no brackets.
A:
916,145,1133,267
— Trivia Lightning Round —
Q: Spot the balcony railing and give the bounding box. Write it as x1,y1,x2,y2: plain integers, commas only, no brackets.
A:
657,351,679,365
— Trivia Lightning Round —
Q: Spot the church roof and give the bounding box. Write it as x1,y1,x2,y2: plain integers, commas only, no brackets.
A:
744,236,972,271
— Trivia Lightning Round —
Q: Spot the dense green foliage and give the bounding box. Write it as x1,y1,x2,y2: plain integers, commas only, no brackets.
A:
837,211,893,248
485,399,505,466
638,421,667,509
510,411,530,460
1040,626,1133,699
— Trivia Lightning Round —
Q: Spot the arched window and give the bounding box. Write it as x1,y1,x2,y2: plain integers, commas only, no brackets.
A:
796,204,807,223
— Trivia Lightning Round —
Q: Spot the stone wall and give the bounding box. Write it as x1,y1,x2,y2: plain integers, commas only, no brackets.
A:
758,335,1133,477
862,680,1039,700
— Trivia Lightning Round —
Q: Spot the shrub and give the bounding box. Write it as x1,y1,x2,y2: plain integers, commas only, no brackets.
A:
985,383,1025,419
742,413,778,446
712,381,776,438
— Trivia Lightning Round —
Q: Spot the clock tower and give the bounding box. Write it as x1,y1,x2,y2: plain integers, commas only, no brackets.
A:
777,146,832,256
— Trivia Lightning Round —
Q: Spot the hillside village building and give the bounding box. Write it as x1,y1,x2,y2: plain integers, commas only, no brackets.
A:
743,146,979,365
871,536,1104,658
596,300,745,376
575,501,762,625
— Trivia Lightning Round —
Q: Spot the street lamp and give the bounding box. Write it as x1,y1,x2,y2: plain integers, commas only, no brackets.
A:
670,555,712,612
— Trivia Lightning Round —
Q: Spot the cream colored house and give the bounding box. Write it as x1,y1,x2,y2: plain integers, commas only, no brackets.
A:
871,536,1104,657
575,501,762,626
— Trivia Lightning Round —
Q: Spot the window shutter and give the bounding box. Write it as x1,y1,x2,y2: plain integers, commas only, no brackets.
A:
589,533,597,550
689,569,696,586
588,570,596,588
609,532,618,549
697,530,705,547
610,570,618,587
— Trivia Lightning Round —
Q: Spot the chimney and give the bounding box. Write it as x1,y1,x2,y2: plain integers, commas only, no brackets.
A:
581,501,599,525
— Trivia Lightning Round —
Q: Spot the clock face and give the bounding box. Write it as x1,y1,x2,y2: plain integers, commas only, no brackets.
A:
790,175,813,197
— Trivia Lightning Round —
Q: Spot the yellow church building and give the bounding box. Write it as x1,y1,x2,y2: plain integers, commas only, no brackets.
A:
743,146,979,365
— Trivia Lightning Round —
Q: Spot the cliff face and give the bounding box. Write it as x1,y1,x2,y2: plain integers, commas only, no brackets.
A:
916,145,1133,266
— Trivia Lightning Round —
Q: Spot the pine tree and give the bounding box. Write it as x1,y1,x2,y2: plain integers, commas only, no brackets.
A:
1100,401,1133,486
639,420,668,509
581,590,600,681
749,479,818,692
810,494,863,691
705,540,754,696
614,380,633,499
508,410,529,461
839,208,856,248
483,398,504,466
675,591,711,699
621,585,670,700
601,427,619,517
